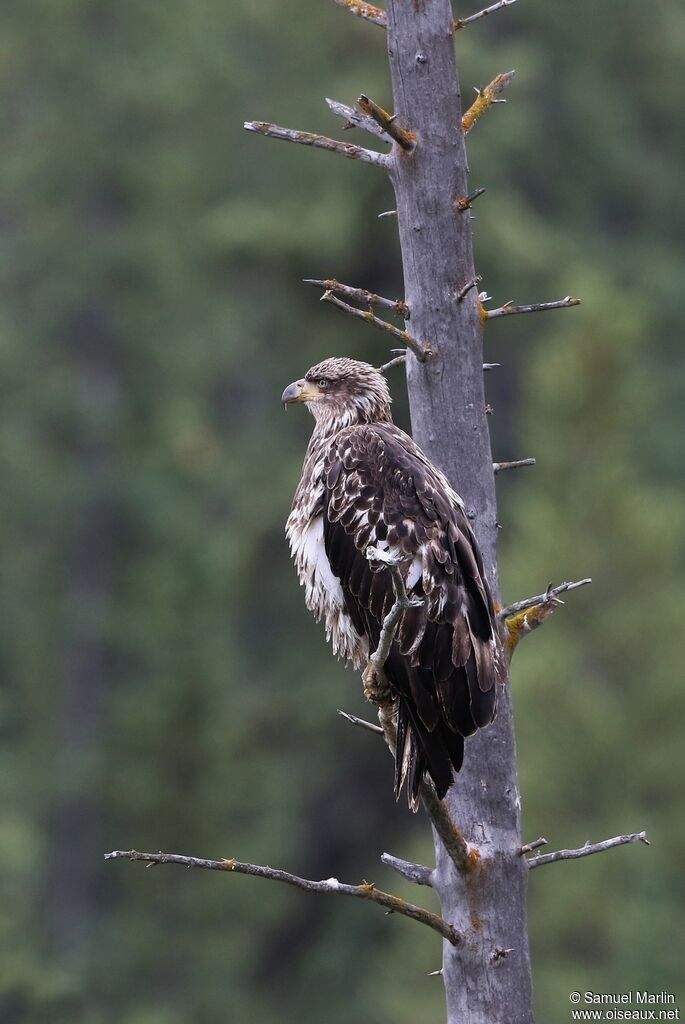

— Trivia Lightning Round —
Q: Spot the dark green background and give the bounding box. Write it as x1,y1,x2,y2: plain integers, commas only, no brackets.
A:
1,1,683,1020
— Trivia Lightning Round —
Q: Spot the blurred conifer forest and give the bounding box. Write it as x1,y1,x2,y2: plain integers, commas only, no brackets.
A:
1,1,684,1021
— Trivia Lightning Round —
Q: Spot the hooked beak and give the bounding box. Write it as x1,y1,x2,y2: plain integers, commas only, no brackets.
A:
281,379,322,408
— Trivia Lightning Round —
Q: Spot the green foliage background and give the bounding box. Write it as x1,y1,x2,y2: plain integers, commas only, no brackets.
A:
1,1,683,1021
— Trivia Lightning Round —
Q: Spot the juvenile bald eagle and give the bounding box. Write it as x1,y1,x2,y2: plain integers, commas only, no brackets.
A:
283,357,501,807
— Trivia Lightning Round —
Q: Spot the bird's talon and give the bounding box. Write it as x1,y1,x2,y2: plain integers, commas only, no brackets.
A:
362,664,394,706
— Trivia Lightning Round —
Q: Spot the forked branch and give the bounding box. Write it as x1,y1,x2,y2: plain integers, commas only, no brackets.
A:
320,291,427,361
462,71,516,134
527,832,650,870
105,849,462,944
304,278,409,318
243,122,389,168
500,579,592,657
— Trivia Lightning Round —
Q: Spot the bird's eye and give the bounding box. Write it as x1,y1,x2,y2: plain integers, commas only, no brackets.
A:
318,379,328,389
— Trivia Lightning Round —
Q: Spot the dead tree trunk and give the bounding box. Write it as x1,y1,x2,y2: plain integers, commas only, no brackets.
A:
109,4,649,1021
384,3,531,1020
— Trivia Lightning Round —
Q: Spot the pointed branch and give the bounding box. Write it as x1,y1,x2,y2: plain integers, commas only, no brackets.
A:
243,122,389,168
378,209,397,219
325,98,387,140
484,296,581,319
358,95,415,150
337,709,384,735
527,832,650,870
377,354,407,374
320,291,427,362
462,71,516,134
499,579,592,658
454,0,517,30
331,0,387,27
381,853,434,887
456,276,481,302
493,458,536,473
304,278,409,319
456,187,486,212
105,849,462,945
483,362,500,371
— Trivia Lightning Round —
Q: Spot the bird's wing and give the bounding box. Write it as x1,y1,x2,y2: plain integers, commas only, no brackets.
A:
322,422,501,804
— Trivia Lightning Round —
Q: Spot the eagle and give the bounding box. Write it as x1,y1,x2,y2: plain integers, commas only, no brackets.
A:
282,357,502,808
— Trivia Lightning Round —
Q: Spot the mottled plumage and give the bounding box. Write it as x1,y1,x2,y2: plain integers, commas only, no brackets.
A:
283,357,502,807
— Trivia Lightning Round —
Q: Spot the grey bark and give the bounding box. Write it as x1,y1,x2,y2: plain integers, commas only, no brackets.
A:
384,2,534,1021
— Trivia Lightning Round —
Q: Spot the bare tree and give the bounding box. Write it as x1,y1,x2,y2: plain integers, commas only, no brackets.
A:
108,2,648,1020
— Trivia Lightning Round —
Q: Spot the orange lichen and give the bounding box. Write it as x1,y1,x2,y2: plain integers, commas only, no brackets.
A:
338,0,387,26
462,71,516,134
504,601,560,658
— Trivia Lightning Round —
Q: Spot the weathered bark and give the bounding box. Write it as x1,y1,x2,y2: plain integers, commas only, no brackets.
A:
385,3,533,1021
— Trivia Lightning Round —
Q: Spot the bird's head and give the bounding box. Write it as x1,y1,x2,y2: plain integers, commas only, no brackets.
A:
281,357,392,434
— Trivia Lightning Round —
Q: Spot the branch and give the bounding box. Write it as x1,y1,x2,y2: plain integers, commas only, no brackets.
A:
320,291,427,362
483,362,500,371
500,579,592,621
456,187,486,212
456,276,481,303
527,832,650,870
331,0,387,27
243,122,389,168
325,97,387,140
381,853,434,887
499,579,592,657
484,296,581,319
105,849,462,944
454,0,517,30
337,708,383,735
378,209,397,219
462,71,516,134
377,354,407,374
493,458,536,473
304,278,409,319
519,837,548,855
358,94,415,150
419,783,476,872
